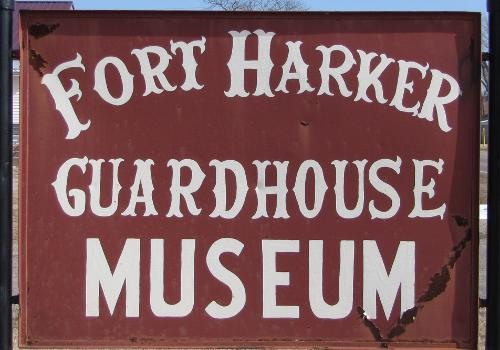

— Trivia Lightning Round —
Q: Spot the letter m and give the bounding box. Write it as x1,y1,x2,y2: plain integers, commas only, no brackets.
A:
86,238,140,317
362,240,415,320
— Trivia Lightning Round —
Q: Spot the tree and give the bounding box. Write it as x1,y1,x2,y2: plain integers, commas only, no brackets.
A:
481,14,489,122
482,14,489,96
204,0,306,11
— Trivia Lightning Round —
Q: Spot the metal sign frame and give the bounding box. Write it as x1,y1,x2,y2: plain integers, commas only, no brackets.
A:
0,1,13,350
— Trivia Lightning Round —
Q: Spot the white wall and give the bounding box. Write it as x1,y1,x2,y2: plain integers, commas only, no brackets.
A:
12,60,20,144
13,71,19,125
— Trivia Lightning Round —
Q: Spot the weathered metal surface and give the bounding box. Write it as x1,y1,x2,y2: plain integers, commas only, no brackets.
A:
11,2,73,58
19,11,480,348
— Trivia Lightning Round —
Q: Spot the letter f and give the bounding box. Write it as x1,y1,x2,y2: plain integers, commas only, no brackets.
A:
41,53,90,140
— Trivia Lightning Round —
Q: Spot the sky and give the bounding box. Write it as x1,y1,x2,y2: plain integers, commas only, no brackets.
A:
73,0,487,12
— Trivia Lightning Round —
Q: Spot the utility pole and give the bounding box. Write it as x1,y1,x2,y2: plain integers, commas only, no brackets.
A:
487,0,500,348
0,1,13,350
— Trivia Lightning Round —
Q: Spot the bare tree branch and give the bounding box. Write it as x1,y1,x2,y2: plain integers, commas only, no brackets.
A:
481,13,489,121
204,0,307,11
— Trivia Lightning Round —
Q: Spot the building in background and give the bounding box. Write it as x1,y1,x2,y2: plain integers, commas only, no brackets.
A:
11,1,74,145
480,94,489,147
12,60,19,144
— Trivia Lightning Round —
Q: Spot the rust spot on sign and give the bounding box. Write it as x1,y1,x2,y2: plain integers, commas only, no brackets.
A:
418,223,471,304
387,224,472,340
357,306,387,347
358,223,471,345
29,23,60,39
387,306,421,339
448,228,472,269
418,266,451,303
29,49,47,76
452,215,469,227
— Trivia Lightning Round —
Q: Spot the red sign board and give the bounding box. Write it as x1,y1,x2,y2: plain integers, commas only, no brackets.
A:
20,11,480,348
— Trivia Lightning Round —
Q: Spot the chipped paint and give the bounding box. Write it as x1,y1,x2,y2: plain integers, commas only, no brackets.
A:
359,224,472,346
448,228,473,269
28,23,60,39
418,266,451,303
386,306,422,339
452,215,469,227
357,306,387,347
390,223,472,339
28,49,47,76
